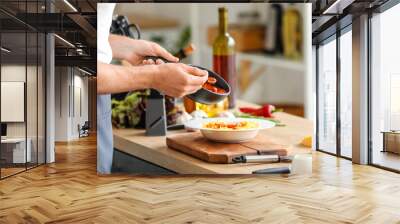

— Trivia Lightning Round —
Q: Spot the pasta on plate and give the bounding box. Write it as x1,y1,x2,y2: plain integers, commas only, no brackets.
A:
202,121,259,130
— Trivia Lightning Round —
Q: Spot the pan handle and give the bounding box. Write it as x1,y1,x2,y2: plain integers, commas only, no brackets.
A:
143,56,172,63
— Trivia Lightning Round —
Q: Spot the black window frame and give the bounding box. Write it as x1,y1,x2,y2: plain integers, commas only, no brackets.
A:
314,0,400,173
315,21,353,161
0,0,48,180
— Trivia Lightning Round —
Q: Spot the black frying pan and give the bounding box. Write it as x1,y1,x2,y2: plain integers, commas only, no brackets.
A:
144,56,230,105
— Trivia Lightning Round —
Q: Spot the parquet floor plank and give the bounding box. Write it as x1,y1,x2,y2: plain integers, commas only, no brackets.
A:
1,135,400,223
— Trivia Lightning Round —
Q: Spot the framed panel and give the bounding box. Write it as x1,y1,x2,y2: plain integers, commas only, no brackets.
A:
1,82,25,122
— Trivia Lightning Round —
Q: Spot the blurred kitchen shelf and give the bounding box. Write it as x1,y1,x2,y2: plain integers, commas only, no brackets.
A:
127,14,179,29
237,52,305,72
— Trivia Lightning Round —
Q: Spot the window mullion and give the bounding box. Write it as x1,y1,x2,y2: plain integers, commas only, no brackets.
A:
336,27,341,157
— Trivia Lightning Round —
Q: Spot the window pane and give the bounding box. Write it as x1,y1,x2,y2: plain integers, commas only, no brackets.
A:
1,31,28,177
390,75,400,130
318,38,337,154
371,3,400,171
340,29,352,158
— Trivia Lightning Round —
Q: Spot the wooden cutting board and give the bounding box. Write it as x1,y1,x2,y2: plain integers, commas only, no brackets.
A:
166,132,288,164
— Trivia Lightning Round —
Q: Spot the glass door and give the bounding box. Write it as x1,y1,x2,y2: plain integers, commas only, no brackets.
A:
26,0,46,170
339,28,352,159
316,24,353,159
0,0,47,179
1,30,28,178
317,36,337,155
370,3,400,171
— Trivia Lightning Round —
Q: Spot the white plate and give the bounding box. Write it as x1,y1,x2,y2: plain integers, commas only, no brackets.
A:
184,117,275,143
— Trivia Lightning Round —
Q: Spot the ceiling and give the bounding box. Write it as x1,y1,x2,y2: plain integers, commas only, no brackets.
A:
1,0,396,72
311,0,392,43
0,0,97,73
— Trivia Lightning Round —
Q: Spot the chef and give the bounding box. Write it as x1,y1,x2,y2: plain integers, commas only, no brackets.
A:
97,3,208,174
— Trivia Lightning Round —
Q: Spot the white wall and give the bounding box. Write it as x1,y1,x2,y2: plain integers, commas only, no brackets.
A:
1,65,35,138
1,66,26,139
55,66,69,141
1,82,24,122
1,66,26,128
72,74,89,138
240,68,305,105
75,74,89,123
54,67,89,141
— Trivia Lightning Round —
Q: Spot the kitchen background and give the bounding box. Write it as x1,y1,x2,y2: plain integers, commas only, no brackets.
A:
113,3,312,120
107,3,313,174
109,2,400,174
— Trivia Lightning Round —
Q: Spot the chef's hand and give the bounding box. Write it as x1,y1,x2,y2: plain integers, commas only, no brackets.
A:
142,58,165,65
149,63,208,98
109,34,178,65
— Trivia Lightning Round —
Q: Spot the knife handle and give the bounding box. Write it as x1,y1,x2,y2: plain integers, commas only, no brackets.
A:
232,155,279,163
252,167,291,174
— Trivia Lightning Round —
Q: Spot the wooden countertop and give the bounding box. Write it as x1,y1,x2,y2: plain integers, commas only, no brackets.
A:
113,103,313,174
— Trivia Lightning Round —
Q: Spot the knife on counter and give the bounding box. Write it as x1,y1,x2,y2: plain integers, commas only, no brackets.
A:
231,155,293,174
232,154,293,164
252,167,291,174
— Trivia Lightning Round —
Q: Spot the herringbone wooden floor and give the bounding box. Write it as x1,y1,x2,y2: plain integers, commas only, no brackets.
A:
1,135,400,224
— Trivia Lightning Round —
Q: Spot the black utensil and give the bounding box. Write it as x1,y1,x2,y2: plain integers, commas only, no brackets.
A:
167,124,185,130
144,56,230,105
252,167,291,174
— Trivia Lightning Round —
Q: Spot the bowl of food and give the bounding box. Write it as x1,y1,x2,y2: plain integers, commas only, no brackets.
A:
184,117,275,143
